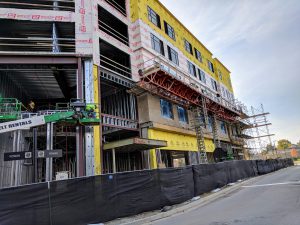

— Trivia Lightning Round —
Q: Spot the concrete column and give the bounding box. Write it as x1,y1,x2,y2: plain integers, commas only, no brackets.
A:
112,148,116,173
46,123,53,182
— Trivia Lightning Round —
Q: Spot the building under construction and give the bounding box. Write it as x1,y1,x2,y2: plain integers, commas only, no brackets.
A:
0,0,272,188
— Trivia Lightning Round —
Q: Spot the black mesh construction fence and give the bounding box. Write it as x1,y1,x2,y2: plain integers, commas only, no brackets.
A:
0,159,294,225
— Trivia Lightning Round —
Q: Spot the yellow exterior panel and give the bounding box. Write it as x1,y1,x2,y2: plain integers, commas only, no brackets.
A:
214,59,233,92
205,139,215,153
148,129,215,153
93,65,101,175
149,149,158,169
129,0,235,86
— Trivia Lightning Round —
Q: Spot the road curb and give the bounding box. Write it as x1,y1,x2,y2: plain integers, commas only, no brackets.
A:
106,167,293,225
117,176,261,225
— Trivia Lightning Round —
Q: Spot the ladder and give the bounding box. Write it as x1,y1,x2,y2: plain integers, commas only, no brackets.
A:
192,97,208,164
212,115,221,148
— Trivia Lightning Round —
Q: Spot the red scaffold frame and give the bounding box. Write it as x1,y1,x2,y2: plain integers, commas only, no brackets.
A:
137,69,240,122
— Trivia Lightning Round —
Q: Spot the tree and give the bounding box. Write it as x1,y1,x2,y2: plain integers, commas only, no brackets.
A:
277,139,292,150
297,140,300,147
266,144,274,152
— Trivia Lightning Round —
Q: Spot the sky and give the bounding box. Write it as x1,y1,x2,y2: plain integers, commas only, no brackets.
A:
160,0,300,144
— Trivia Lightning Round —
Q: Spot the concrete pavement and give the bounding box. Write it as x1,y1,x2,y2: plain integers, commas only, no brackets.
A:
147,166,300,225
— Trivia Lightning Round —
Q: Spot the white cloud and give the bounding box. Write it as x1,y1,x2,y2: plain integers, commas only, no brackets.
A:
161,0,300,143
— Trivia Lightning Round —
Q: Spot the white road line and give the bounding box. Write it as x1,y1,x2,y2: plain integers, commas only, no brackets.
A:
242,181,300,188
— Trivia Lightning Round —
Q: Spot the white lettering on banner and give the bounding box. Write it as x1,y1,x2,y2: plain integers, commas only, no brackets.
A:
0,8,74,22
0,116,45,134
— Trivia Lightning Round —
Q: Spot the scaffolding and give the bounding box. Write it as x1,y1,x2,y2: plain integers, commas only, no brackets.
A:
130,55,248,164
191,100,208,164
240,104,274,158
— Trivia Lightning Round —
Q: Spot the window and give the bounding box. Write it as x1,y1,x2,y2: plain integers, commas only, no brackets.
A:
218,70,223,80
226,90,231,100
211,78,218,91
187,61,196,77
184,39,193,55
221,86,225,97
167,46,179,65
208,116,213,131
177,106,188,123
220,121,227,134
164,21,175,40
194,48,203,63
197,68,206,83
160,99,173,119
151,34,164,56
207,60,214,73
148,6,161,28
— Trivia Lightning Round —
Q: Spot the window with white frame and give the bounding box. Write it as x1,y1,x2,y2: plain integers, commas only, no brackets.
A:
184,39,193,55
211,78,218,91
151,33,164,56
218,70,223,80
177,106,188,123
207,60,214,73
194,48,203,63
187,61,197,77
148,6,161,28
220,121,227,134
160,99,173,119
164,21,176,40
198,68,206,83
167,46,179,65
208,116,213,131
221,86,225,97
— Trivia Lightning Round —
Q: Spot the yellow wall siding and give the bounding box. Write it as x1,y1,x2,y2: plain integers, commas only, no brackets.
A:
93,65,101,175
148,129,215,152
130,0,233,92
214,59,233,92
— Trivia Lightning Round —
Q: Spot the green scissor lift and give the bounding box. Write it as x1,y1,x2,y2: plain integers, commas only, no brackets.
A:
0,98,22,122
0,98,100,133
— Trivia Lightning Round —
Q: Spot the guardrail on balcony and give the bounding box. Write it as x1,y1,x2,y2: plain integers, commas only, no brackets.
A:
104,0,127,17
101,113,138,131
0,0,75,11
99,20,129,46
100,55,132,78
139,55,245,115
0,37,75,53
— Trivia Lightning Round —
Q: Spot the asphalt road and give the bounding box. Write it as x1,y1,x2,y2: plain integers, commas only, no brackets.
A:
149,166,300,225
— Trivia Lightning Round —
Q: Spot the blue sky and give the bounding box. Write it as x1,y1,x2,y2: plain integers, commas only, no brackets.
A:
161,0,300,144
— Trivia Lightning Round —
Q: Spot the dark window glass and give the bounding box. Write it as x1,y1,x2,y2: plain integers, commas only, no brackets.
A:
187,61,196,77
208,116,213,131
151,34,164,56
208,60,215,73
167,46,179,65
184,39,193,55
177,106,188,123
160,99,173,119
220,121,227,134
194,48,203,63
148,6,161,28
164,21,176,40
211,78,218,91
197,68,206,83
218,70,223,80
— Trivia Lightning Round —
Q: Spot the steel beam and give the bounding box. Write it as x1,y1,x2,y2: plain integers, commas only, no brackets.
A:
0,56,78,64
112,148,116,173
84,59,95,176
76,58,84,177
46,123,54,182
